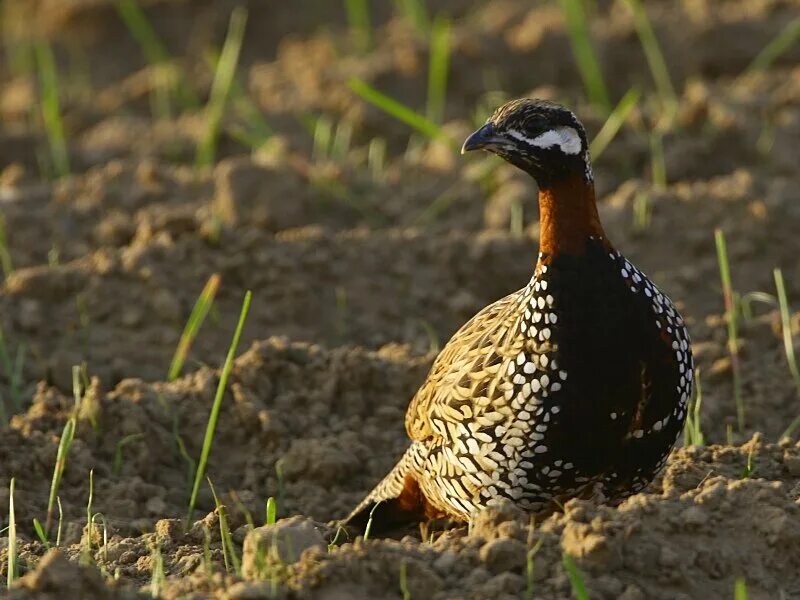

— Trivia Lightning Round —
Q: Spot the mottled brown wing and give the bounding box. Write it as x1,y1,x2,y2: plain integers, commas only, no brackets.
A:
405,291,524,442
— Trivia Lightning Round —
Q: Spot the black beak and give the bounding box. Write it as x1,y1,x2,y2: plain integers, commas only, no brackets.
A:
461,122,502,154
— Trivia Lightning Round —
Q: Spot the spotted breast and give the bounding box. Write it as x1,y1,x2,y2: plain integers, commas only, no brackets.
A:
344,99,692,531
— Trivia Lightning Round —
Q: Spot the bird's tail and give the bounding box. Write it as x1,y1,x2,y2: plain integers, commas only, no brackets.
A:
342,443,429,535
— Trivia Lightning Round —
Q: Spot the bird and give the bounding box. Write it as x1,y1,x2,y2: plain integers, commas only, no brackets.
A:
344,99,693,532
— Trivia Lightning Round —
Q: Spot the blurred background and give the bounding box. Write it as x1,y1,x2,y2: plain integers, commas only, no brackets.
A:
0,0,799,439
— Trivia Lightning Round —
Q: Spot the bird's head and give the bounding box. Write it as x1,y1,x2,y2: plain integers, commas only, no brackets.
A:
462,99,592,188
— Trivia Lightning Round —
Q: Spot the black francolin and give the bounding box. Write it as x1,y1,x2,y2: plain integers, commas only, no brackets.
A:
346,99,693,531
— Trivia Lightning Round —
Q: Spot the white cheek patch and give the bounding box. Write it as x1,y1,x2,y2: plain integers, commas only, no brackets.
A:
507,126,583,155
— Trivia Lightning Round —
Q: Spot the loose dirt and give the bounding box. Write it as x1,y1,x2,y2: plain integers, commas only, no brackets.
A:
1,0,800,598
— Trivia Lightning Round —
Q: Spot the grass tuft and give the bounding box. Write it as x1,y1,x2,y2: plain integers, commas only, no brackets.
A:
368,137,388,182
741,443,756,479
426,17,451,125
345,0,372,53
683,369,704,446
114,0,171,66
562,553,590,600
774,268,800,439
209,478,241,575
744,18,800,75
399,560,411,600
0,326,26,414
714,229,744,433
734,577,749,600
526,517,544,600
327,526,347,552
649,132,666,190
186,290,252,526
113,432,145,476
589,88,641,161
33,517,50,548
114,0,197,118
348,78,454,147
150,542,165,598
0,214,13,282
632,191,652,234
168,273,222,381
92,513,109,563
55,496,64,547
363,501,381,541
622,0,677,122
394,0,429,34
7,477,17,588
202,50,273,154
266,496,277,525
196,7,249,168
558,0,611,113
81,469,95,565
34,41,70,179
45,367,81,533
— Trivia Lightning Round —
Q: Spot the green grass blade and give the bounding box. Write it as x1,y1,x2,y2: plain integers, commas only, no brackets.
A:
186,290,252,526
526,525,544,600
558,0,611,113
168,273,222,381
399,561,411,600
562,553,590,600
692,368,704,445
0,213,13,281
55,496,64,547
622,0,677,117
265,496,277,525
632,191,652,234
34,41,70,179
208,478,241,574
714,229,744,432
114,0,170,64
91,513,109,562
113,432,145,476
82,469,94,564
589,87,640,160
394,0,429,34
348,78,455,147
150,542,165,597
774,268,800,392
0,327,15,387
345,0,371,52
650,131,666,190
426,17,451,124
683,368,704,446
0,326,19,414
9,344,26,413
734,577,749,600
46,417,75,532
775,268,800,439
363,501,381,540
313,116,334,162
745,18,800,74
33,518,50,548
7,477,17,588
114,0,198,114
196,7,249,168
205,48,273,150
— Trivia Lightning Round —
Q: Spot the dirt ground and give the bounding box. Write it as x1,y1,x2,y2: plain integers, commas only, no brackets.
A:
1,0,800,598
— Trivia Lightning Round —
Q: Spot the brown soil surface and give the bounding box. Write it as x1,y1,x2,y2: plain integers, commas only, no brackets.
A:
2,0,800,598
